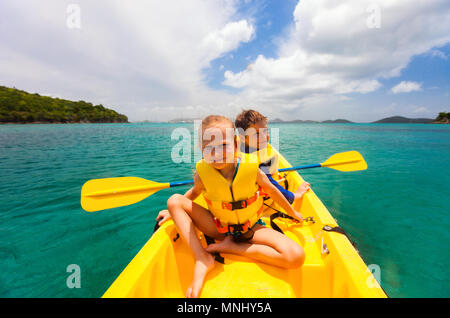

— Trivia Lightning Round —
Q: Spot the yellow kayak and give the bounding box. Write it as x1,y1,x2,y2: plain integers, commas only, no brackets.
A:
103,151,387,298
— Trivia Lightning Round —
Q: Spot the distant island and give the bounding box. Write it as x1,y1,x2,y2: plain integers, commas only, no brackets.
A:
322,119,354,123
433,112,449,124
372,116,433,124
269,118,353,124
0,86,128,124
267,114,449,124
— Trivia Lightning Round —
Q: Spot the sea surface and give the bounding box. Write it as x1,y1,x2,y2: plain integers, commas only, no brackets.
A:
0,123,449,297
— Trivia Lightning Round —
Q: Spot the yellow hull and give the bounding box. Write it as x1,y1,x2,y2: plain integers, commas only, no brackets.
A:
103,152,387,298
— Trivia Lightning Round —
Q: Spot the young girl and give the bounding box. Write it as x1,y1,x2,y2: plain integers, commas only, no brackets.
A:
166,115,305,298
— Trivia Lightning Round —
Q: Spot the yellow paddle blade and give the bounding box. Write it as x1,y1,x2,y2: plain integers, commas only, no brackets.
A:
81,177,170,212
321,151,367,172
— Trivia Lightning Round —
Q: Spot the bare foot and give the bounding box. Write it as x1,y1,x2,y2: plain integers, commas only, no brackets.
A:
186,253,215,298
205,235,237,254
294,182,310,200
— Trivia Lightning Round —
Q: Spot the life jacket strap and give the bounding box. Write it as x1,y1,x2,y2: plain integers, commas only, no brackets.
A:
214,218,251,234
214,205,265,235
221,191,259,210
257,186,269,198
204,190,262,211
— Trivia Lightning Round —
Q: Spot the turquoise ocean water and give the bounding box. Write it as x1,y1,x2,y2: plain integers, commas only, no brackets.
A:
0,123,449,297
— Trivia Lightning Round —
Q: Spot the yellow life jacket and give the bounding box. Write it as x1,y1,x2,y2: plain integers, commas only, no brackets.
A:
240,144,289,211
240,143,285,181
196,158,264,230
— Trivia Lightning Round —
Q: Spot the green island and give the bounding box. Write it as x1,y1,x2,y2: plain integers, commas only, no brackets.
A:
433,112,450,124
0,86,128,124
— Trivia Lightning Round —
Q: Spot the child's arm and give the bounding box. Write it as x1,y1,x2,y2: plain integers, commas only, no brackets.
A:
156,173,204,226
183,172,204,201
256,169,303,222
266,173,295,204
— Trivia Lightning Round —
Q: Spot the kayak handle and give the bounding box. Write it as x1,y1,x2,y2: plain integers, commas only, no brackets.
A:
169,180,194,187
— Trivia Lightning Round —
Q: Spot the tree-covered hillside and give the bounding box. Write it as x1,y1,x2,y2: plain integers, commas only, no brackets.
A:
0,86,128,123
434,112,449,123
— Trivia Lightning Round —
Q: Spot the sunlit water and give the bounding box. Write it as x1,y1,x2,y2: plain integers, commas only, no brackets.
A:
0,123,449,297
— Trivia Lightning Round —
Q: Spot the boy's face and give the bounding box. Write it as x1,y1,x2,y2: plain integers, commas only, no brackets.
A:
201,123,237,170
244,120,269,150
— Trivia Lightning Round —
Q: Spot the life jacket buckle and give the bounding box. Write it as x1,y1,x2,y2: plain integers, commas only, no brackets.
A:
229,224,243,233
215,218,251,235
222,199,247,210
239,200,247,209
228,220,250,233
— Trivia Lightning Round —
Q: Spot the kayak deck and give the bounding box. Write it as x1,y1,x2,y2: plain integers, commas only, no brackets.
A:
103,152,386,298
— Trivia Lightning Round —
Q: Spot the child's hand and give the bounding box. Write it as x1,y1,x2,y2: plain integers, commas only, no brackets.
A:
156,209,171,226
292,211,304,223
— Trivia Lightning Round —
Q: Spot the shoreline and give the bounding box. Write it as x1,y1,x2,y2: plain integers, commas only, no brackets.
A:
1,121,448,125
0,121,129,125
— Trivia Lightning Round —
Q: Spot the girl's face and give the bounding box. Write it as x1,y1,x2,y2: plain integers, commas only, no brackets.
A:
201,123,237,170
244,120,269,150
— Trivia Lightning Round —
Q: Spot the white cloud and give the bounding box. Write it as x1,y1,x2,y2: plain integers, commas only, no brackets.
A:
201,20,255,63
428,49,448,60
412,106,428,114
391,81,423,94
0,0,251,121
1,0,450,121
223,0,450,117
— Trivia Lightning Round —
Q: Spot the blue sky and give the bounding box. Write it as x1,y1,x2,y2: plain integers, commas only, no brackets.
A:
204,0,299,92
0,0,449,122
203,0,450,122
344,43,450,121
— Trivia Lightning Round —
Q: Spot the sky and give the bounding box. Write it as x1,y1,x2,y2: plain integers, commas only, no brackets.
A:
0,0,449,122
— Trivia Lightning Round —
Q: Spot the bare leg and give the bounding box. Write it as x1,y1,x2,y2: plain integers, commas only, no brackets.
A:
206,225,305,269
166,194,222,298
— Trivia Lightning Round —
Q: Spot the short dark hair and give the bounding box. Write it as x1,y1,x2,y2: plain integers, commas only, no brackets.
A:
235,109,268,131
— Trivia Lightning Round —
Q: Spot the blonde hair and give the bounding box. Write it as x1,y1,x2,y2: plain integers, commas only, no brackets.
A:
199,115,238,151
201,115,235,130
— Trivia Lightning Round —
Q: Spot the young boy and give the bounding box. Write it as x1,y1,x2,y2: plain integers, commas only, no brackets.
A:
234,109,310,205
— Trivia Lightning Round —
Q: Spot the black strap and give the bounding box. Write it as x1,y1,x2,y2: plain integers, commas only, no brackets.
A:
266,203,315,235
269,211,298,234
283,173,289,190
204,235,225,264
322,225,356,247
153,217,163,234
270,213,284,234
265,204,295,234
